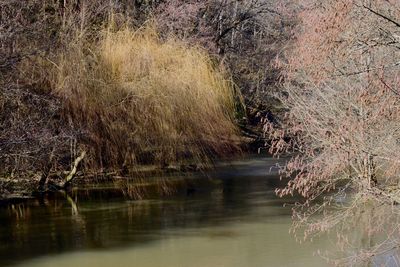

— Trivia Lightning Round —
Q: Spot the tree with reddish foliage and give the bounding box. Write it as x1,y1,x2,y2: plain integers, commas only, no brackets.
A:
266,0,400,264
272,0,400,199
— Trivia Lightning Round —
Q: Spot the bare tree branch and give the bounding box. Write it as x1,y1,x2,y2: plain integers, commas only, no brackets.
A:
363,5,400,28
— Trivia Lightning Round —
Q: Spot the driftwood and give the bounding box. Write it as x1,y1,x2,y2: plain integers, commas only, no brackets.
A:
63,150,86,188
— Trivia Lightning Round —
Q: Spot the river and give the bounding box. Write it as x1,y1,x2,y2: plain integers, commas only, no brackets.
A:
0,156,335,267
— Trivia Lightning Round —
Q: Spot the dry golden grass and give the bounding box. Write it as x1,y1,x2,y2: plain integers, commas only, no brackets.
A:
52,24,241,171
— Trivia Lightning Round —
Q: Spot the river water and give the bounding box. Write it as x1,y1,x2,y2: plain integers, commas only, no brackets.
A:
0,156,335,267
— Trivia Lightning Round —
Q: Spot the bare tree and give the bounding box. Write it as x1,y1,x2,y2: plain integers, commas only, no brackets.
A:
154,0,293,112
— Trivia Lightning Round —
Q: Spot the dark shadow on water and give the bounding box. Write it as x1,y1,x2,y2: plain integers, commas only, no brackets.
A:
0,155,292,267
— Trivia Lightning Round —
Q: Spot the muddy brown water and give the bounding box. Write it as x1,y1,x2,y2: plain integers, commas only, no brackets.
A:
0,155,376,267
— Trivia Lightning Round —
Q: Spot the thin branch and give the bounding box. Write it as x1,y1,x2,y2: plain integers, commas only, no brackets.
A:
379,77,400,97
363,5,400,28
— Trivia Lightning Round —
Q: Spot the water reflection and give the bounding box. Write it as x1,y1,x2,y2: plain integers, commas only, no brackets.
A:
0,156,329,267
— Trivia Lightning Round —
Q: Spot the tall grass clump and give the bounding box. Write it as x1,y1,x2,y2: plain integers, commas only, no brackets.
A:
53,24,240,172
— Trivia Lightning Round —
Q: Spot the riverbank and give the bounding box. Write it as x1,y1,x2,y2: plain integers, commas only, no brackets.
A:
0,149,272,203
0,165,208,203
1,1,283,203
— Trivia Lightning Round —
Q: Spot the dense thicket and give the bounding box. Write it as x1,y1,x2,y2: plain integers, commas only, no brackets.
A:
0,0,292,196
2,1,276,192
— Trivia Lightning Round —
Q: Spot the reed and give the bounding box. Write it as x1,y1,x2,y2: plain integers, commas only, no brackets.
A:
52,24,241,172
